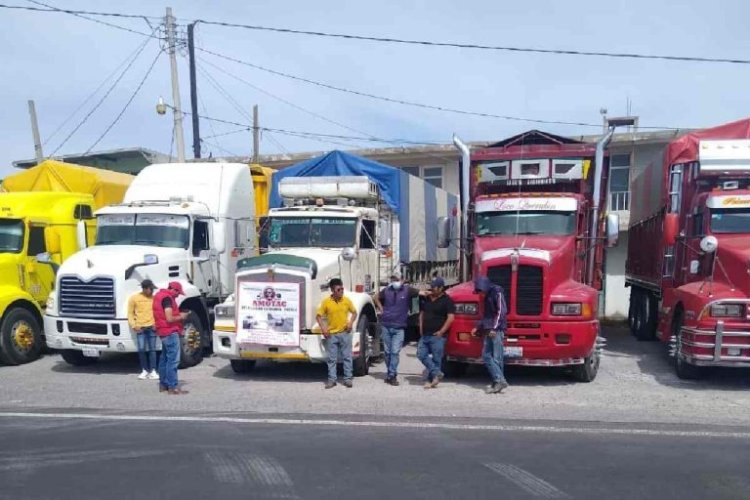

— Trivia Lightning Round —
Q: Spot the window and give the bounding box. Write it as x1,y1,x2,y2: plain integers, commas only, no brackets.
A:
423,167,443,188
74,204,93,220
359,219,376,249
28,226,46,256
402,166,420,178
0,219,24,253
192,220,210,256
609,153,631,211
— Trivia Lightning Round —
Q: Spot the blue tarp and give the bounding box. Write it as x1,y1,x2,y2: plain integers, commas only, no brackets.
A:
269,150,402,211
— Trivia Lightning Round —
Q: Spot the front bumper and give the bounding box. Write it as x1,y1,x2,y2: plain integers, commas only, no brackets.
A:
445,318,600,366
672,321,750,367
44,315,153,353
213,328,327,362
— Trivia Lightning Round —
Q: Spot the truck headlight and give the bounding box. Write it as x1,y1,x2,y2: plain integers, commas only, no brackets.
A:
710,303,744,318
214,304,235,319
46,295,55,311
455,302,479,316
551,303,582,316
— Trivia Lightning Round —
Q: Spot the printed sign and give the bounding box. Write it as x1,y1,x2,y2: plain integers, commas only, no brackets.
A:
475,197,577,213
236,281,300,346
707,195,750,209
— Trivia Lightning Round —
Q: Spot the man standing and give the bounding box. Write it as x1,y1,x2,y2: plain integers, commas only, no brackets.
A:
127,279,158,380
472,276,510,394
153,281,189,395
374,272,422,386
417,277,455,389
316,278,357,389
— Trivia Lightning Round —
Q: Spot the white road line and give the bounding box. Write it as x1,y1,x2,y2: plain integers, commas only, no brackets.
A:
0,411,749,439
0,449,165,471
485,463,569,498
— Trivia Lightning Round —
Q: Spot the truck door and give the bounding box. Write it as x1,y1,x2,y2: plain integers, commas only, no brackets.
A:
26,225,54,303
191,219,217,295
682,206,708,280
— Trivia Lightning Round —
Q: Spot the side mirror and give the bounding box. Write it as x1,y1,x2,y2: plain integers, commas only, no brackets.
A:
664,213,679,246
76,220,88,250
605,213,620,248
44,227,61,255
212,220,226,254
36,252,60,274
378,219,392,246
437,217,452,248
341,247,356,262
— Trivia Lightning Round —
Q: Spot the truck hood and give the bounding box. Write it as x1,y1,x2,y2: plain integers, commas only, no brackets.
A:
57,245,186,282
475,235,576,264
263,248,342,282
714,236,750,294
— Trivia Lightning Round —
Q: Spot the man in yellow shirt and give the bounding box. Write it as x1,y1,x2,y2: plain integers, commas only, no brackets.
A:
316,278,357,389
127,279,158,380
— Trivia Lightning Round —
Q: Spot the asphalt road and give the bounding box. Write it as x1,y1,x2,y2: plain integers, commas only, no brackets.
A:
1,412,749,500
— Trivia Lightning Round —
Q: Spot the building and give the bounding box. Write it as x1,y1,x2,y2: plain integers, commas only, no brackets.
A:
13,147,170,175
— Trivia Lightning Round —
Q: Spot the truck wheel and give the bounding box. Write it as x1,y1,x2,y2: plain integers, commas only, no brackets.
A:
571,351,600,382
634,292,657,341
230,359,257,374
443,360,468,378
0,309,43,365
179,311,205,369
60,349,98,367
672,312,702,380
352,316,370,377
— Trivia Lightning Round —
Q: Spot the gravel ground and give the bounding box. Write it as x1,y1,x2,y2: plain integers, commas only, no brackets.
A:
2,325,750,426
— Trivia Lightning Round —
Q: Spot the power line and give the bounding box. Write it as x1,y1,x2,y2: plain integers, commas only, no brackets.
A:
264,131,292,155
23,1,157,38
197,66,254,122
85,49,163,154
50,34,154,156
193,19,750,66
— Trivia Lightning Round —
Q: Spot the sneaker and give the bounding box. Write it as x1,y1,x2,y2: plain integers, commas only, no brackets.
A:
485,381,509,394
159,384,168,393
384,377,391,384
388,378,400,386
324,380,337,389
137,370,148,380
430,372,444,388
423,382,433,389
148,370,160,380
343,380,353,388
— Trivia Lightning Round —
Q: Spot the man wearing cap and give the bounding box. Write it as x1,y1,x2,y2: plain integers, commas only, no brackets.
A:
472,276,510,394
417,277,455,389
316,278,357,389
374,272,424,386
127,279,159,380
153,281,189,395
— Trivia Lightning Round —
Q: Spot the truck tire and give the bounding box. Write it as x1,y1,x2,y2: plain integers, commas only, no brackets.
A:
672,311,702,380
634,292,657,341
0,308,43,365
230,359,257,374
60,349,98,366
571,351,600,382
352,316,370,377
179,310,205,369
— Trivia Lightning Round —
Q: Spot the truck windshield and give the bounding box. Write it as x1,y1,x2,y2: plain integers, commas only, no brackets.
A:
95,213,190,248
268,217,357,247
0,219,24,253
477,211,576,236
710,209,750,234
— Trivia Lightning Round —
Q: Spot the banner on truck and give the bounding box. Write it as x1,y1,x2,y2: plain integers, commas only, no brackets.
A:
236,281,300,346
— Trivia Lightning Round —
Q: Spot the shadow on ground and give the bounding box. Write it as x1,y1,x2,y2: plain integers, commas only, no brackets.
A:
49,352,143,375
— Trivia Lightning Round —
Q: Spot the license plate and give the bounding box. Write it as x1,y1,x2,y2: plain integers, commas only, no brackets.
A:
505,346,523,358
728,347,741,356
82,347,100,358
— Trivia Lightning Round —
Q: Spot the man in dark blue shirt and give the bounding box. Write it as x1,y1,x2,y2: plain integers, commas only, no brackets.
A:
472,276,510,394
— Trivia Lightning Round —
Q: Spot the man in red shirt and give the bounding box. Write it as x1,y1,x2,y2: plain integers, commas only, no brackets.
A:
153,281,189,395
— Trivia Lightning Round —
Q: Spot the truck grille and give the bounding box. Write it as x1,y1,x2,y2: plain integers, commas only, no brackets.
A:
59,276,116,319
487,264,544,316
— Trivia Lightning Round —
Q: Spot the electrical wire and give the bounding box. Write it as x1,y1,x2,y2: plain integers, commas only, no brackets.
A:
85,49,163,153
264,131,292,155
50,33,154,156
197,66,254,122
24,1,158,38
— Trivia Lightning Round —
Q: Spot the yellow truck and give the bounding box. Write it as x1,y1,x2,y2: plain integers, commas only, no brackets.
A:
0,160,132,365
250,164,274,225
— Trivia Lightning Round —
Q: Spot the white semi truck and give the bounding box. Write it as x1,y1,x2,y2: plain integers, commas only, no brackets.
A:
213,171,460,375
44,163,256,368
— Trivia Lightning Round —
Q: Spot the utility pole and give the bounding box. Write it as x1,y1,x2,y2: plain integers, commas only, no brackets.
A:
187,22,201,159
27,100,44,164
252,105,260,163
165,7,186,163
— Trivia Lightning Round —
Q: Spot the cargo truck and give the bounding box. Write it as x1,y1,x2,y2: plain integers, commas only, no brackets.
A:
212,151,460,375
0,160,132,365
44,162,257,368
444,130,619,382
626,118,750,379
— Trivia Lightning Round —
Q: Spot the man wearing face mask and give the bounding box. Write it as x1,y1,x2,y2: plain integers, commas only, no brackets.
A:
472,276,510,394
374,272,423,386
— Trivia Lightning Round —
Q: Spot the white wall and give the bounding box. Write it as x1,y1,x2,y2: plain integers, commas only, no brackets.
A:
603,231,629,320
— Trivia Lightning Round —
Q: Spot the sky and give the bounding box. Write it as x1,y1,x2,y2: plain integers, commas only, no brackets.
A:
2,0,750,178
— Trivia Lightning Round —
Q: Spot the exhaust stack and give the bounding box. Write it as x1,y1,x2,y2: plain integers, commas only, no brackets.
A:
453,134,471,282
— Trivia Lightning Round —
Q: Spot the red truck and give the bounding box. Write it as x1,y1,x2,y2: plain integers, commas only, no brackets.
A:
626,118,750,379
444,129,619,382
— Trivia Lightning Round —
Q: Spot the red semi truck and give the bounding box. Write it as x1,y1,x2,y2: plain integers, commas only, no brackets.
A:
626,118,750,379
444,129,619,382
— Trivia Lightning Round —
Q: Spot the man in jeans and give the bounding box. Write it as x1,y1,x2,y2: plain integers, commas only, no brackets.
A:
417,277,455,389
472,276,510,394
374,272,422,386
127,279,159,380
316,278,357,389
153,281,189,395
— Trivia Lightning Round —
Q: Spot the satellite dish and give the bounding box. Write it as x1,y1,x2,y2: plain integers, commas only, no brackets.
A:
700,235,719,253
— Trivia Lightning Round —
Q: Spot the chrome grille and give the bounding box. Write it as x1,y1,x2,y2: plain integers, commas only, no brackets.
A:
487,265,512,308
59,276,116,319
517,265,543,315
